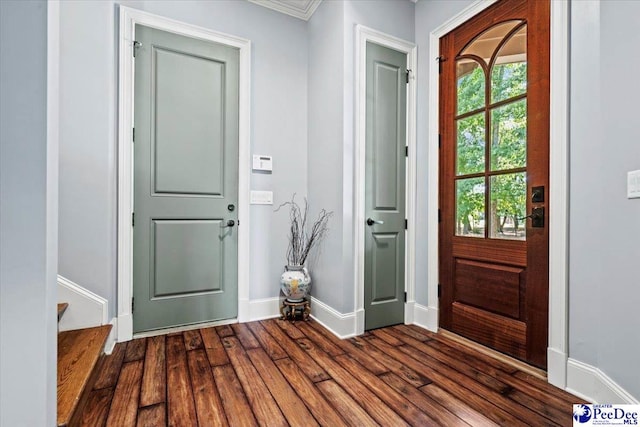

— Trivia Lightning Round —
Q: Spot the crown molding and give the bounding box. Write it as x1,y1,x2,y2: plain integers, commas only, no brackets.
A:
248,0,322,21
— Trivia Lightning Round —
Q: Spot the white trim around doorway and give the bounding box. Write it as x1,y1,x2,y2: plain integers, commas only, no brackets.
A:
116,6,251,342
354,25,417,336
426,0,569,388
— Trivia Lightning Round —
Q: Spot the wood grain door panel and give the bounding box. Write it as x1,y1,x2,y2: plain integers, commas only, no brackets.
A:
454,259,523,319
451,302,527,359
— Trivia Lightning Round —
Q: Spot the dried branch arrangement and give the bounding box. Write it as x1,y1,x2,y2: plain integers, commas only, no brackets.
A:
275,195,333,266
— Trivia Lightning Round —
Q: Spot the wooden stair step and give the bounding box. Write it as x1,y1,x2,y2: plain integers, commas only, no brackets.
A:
58,325,112,427
58,303,69,322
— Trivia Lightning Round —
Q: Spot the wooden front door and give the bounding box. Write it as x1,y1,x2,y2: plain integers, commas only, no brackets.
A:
439,0,550,368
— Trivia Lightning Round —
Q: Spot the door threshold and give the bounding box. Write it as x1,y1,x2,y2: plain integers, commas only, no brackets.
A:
438,329,547,380
133,317,238,339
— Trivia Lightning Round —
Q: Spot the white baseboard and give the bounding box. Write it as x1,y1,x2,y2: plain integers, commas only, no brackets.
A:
355,308,365,335
567,358,639,404
57,275,108,331
247,297,281,321
308,300,437,339
310,297,358,338
117,313,133,342
104,317,118,355
547,347,567,389
238,298,250,323
404,301,415,324
412,303,438,332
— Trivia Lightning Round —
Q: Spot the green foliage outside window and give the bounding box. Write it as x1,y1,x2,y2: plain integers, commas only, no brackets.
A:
456,60,528,239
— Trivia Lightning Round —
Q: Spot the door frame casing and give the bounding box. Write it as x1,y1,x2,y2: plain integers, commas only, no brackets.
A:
116,6,251,342
354,25,417,335
427,0,569,387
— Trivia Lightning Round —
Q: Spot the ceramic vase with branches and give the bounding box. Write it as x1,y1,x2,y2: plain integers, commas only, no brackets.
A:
276,196,332,302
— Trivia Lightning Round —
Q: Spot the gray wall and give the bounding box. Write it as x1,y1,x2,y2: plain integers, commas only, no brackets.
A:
307,0,415,313
413,0,475,305
307,0,346,310
58,0,308,316
0,1,58,425
569,0,640,398
58,0,118,311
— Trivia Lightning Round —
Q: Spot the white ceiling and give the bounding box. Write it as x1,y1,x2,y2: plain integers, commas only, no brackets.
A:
247,0,323,21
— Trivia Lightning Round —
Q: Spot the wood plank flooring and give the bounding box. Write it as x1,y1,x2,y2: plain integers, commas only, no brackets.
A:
58,303,69,322
78,320,582,426
58,324,112,427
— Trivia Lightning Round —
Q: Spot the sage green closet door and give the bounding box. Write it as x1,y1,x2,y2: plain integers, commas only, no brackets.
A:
364,42,407,330
133,25,239,333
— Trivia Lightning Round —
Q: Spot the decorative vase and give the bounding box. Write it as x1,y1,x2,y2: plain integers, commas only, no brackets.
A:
280,265,311,302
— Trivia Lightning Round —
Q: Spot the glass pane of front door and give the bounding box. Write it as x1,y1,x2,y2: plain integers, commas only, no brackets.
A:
456,59,484,115
456,177,485,238
490,99,527,171
456,113,485,175
489,172,526,239
454,20,528,241
491,25,527,103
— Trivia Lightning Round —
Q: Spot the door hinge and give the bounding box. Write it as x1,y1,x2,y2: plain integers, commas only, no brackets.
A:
406,69,411,84
405,219,408,230
438,284,442,298
436,56,445,74
132,127,135,142
405,146,408,157
438,134,442,149
131,297,135,313
133,41,142,58
404,292,407,303
132,212,135,227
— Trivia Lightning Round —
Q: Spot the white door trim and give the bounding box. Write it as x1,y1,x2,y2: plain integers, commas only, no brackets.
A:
354,25,417,335
427,0,569,387
116,6,251,342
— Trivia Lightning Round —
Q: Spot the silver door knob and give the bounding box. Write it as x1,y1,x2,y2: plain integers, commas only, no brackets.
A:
366,218,384,226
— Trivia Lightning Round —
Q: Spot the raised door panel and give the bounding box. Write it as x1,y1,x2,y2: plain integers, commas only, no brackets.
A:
152,220,224,297
371,233,400,304
453,259,522,319
451,302,527,359
153,48,225,196
372,62,401,211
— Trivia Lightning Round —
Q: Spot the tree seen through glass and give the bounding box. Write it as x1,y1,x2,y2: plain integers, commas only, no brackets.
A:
455,22,528,240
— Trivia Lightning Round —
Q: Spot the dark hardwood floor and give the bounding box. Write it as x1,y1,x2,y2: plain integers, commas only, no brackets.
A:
78,319,581,426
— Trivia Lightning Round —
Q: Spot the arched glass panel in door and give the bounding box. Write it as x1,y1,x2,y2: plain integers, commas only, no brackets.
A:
455,20,528,240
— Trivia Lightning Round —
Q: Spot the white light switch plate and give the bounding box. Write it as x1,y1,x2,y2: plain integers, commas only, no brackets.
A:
250,190,273,205
628,170,640,199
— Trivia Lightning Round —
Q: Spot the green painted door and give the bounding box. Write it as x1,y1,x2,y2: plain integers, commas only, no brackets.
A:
133,25,239,333
364,42,407,330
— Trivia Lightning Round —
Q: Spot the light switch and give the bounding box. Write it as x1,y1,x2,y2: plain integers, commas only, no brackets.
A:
628,170,640,199
250,190,273,205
